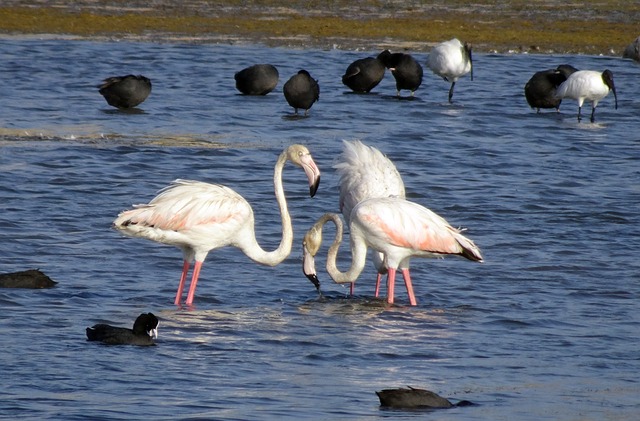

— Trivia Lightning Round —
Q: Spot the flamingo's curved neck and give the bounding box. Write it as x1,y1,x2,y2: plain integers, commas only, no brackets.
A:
240,150,293,266
320,214,368,284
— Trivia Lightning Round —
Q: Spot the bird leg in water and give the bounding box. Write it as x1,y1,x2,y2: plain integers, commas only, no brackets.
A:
175,260,190,305
185,261,203,305
374,269,417,305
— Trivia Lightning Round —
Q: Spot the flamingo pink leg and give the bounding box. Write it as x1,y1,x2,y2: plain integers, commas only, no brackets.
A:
175,260,191,305
375,273,382,297
402,268,417,306
387,268,396,304
350,282,355,295
185,261,204,305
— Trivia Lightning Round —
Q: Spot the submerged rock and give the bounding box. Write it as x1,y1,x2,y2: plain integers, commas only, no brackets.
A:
0,269,57,289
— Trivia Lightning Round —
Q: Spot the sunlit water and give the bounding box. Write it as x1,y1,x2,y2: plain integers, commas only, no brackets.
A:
0,36,639,420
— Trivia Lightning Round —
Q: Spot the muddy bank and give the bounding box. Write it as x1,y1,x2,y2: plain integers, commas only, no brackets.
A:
1,1,639,55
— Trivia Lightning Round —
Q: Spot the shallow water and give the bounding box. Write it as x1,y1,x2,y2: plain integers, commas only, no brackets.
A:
0,37,639,420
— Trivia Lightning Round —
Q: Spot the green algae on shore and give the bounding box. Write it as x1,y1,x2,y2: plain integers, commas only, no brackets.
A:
1,1,639,55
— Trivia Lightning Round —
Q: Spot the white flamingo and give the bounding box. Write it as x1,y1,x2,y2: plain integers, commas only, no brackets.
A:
555,69,618,122
303,197,483,306
426,38,473,103
333,140,408,298
113,144,321,306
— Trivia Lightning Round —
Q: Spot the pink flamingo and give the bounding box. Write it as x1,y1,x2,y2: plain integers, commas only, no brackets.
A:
113,144,321,306
334,140,410,298
302,197,482,305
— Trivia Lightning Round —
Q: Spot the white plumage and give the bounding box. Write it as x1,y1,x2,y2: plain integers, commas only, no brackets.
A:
555,69,618,122
426,38,473,103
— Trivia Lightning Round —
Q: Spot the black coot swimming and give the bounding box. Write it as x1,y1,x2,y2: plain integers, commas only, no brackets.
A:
376,386,474,409
234,64,279,95
342,51,387,93
0,269,57,289
283,70,320,115
98,74,152,109
86,312,159,346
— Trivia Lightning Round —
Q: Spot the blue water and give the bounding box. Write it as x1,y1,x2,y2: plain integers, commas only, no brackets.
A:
0,36,639,420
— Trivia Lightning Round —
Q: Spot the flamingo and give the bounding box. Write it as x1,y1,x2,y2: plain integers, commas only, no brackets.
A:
378,50,423,97
234,64,279,95
113,144,321,306
98,75,152,109
524,64,578,113
283,70,320,115
333,140,407,297
302,197,483,306
555,69,618,122
426,38,473,103
341,51,387,93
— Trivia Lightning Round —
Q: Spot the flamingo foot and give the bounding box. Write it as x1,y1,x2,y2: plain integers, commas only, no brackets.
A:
175,260,190,305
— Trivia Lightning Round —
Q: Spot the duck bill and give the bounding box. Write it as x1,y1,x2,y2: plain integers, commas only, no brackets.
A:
302,244,321,292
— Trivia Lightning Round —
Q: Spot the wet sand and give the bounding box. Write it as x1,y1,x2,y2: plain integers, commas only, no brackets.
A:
1,1,639,55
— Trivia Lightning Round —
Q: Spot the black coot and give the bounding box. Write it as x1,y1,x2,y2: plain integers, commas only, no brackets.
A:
86,312,159,346
98,75,152,109
234,64,279,95
283,70,320,115
342,51,387,93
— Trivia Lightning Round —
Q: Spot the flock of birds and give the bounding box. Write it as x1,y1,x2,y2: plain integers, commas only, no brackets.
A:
98,37,620,122
83,37,628,346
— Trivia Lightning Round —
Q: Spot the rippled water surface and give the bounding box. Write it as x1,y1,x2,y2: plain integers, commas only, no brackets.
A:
1,37,639,420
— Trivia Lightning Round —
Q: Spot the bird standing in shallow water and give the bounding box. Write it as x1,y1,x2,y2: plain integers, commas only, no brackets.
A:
234,64,279,95
86,313,159,346
283,70,320,115
98,75,152,109
113,145,321,306
426,38,473,103
379,50,423,97
555,69,618,122
333,140,410,300
524,64,578,113
341,52,387,93
302,197,482,306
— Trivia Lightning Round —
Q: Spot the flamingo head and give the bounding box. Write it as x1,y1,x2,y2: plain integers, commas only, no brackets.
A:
302,224,323,292
286,144,321,197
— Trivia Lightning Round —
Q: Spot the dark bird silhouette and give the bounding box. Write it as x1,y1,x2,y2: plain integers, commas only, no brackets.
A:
378,50,423,96
622,36,640,61
342,52,387,93
524,64,578,112
0,269,57,289
86,313,159,346
98,74,152,109
234,64,279,95
283,70,320,115
376,386,473,409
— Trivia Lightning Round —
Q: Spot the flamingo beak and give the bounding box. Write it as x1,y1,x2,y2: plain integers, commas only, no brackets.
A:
300,154,321,197
302,242,321,292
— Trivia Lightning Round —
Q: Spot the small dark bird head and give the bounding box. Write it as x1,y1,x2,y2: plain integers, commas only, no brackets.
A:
602,69,617,110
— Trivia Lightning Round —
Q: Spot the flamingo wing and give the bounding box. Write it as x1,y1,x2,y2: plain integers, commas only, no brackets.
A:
113,179,253,252
352,197,471,258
